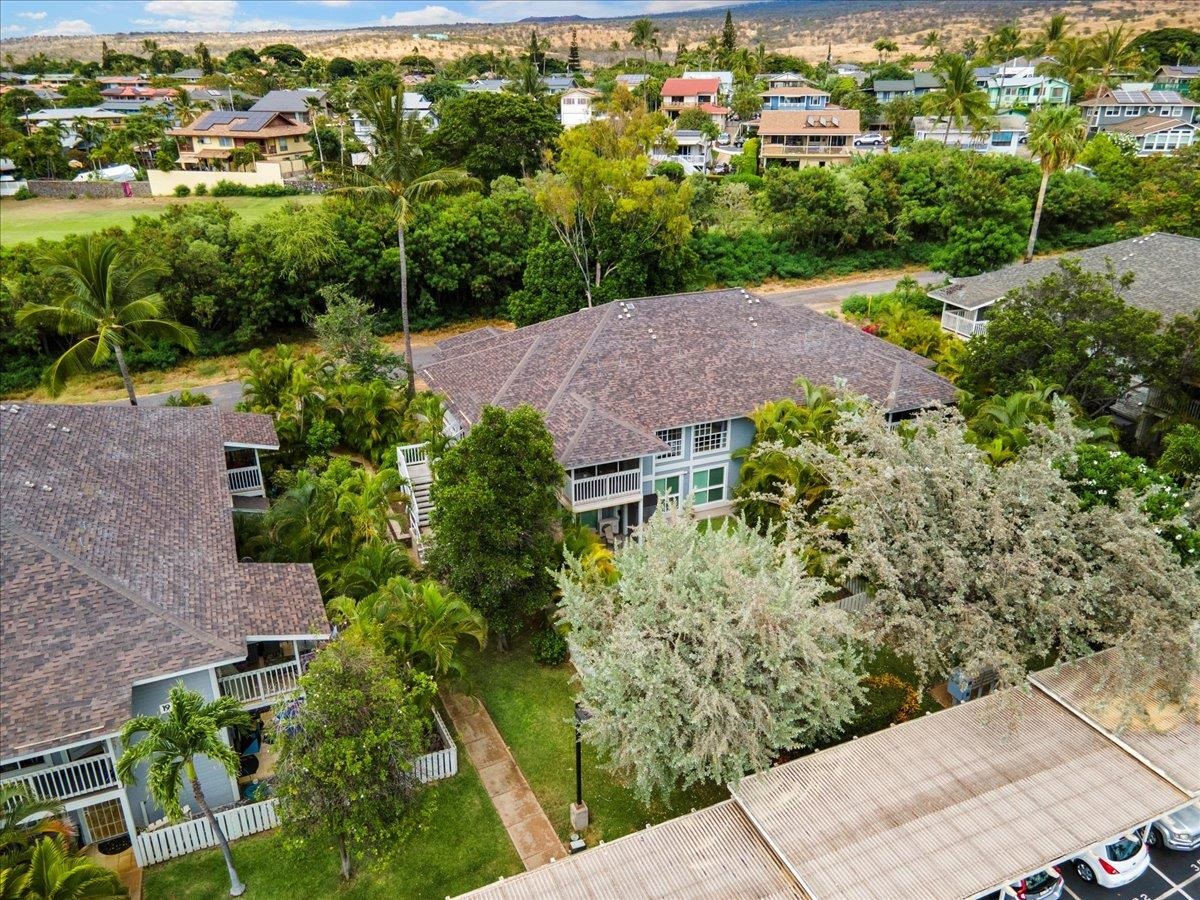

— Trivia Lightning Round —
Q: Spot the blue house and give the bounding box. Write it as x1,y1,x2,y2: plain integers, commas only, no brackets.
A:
761,85,830,111
421,290,956,541
868,72,943,102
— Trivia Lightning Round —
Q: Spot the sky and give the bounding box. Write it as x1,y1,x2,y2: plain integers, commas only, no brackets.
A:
0,0,747,39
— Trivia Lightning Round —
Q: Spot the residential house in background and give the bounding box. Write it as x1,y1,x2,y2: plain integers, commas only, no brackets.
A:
421,290,954,542
867,72,943,102
169,110,312,174
99,85,177,104
461,78,510,93
833,62,870,85
650,129,711,175
164,68,206,82
23,107,126,149
1105,115,1196,155
1078,87,1199,135
186,86,259,112
761,85,830,111
541,74,578,95
1152,64,1200,92
249,88,328,125
560,87,601,128
982,75,1070,110
763,72,809,89
0,404,327,867
614,73,649,90
681,70,734,101
96,74,152,91
757,107,861,168
660,77,730,130
972,56,1054,83
912,114,1029,154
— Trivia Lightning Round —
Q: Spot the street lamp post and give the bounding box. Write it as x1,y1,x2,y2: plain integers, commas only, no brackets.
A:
571,702,590,830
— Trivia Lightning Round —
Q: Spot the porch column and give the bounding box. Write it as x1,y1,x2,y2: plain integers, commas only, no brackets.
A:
106,737,144,867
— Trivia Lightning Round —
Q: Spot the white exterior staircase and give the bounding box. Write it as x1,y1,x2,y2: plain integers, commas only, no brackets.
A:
397,443,433,562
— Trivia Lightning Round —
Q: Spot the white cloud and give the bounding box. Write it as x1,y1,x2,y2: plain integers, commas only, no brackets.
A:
35,18,95,35
18,10,48,19
379,4,480,26
642,0,754,11
140,0,239,31
316,1,352,6
231,17,295,31
1,24,26,34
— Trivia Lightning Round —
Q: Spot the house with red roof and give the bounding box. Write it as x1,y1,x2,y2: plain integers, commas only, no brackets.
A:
660,77,730,130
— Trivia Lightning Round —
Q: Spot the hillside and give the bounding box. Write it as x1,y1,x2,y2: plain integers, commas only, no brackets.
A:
2,0,1196,67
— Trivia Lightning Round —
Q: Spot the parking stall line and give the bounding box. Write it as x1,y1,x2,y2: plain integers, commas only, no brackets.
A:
1060,883,1085,900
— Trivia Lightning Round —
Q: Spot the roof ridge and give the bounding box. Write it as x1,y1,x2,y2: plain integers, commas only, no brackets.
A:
559,397,598,463
545,301,621,416
491,333,546,406
2,523,241,657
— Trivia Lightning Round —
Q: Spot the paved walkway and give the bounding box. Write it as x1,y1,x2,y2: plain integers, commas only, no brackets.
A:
441,691,565,871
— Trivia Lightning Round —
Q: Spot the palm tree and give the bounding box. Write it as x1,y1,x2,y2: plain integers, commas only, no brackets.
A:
628,18,660,69
872,37,899,63
507,62,548,98
1032,13,1070,56
4,837,127,899
1023,106,1086,263
327,82,477,399
986,23,1023,107
117,684,250,897
1090,26,1139,85
921,32,941,52
16,236,197,405
305,95,325,170
1037,37,1091,91
172,91,203,127
923,54,994,143
0,785,72,868
1168,40,1192,66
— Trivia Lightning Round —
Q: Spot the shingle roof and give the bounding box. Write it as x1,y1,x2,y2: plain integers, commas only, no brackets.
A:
0,403,327,759
1105,114,1195,136
731,685,1190,900
929,233,1200,317
757,107,861,135
249,88,326,113
661,77,720,96
1079,88,1199,107
169,109,308,138
422,290,955,469
459,801,809,899
1157,65,1200,78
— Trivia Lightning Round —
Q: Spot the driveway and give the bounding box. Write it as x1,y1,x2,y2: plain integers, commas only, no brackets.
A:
760,269,942,312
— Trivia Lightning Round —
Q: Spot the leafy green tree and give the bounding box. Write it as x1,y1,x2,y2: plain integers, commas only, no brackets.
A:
1024,106,1087,262
960,260,1171,414
730,81,763,120
675,106,720,139
922,53,993,142
16,236,197,405
2,837,127,899
428,405,564,646
117,685,251,896
628,18,661,68
559,506,862,802
311,284,394,378
721,10,737,55
260,43,306,68
1090,25,1139,85
873,37,899,62
1158,424,1200,484
273,634,436,881
329,81,478,396
328,56,356,79
1124,145,1200,236
430,92,561,186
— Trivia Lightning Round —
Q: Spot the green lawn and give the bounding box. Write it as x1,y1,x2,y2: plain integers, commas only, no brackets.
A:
461,637,729,845
142,732,521,900
0,195,323,246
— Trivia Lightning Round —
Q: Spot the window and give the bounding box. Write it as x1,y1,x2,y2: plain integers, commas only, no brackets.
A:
278,138,289,151
991,131,1014,146
1104,106,1118,116
655,427,683,460
692,465,725,506
1171,106,1183,117
653,475,680,499
692,420,728,454
218,136,233,148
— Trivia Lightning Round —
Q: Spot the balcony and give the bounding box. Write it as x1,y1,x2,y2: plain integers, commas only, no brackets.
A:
570,469,642,511
761,142,853,158
218,659,302,707
226,465,263,495
2,753,119,804
941,309,989,337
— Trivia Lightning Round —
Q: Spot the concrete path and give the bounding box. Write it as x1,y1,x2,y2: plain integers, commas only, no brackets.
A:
441,691,566,871
760,269,942,312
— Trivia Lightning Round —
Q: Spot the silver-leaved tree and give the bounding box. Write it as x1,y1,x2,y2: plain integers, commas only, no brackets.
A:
558,510,862,803
757,399,1200,705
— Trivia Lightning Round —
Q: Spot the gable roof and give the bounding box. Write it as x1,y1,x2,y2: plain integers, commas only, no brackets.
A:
661,77,720,96
929,233,1200,317
169,109,308,138
757,107,861,135
1079,88,1199,107
1105,114,1196,136
0,403,327,759
422,290,955,469
249,88,326,113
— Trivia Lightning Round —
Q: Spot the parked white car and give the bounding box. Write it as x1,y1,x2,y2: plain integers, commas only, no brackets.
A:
1146,802,1200,852
1071,833,1150,889
853,133,886,147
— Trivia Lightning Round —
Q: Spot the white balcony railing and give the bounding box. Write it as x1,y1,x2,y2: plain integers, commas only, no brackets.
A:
218,660,301,706
2,753,118,803
226,465,264,495
399,443,429,466
571,470,641,507
941,310,989,337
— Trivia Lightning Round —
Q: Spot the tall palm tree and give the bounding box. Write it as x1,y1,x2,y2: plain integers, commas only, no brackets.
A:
3,837,127,899
304,95,325,169
0,785,72,869
1037,37,1091,91
1090,26,1139,85
1168,40,1192,66
327,82,477,399
921,31,941,52
628,18,660,69
923,54,994,143
986,22,1023,107
872,37,899,63
1024,105,1087,263
16,236,197,405
117,685,250,897
172,91,203,127
1033,13,1071,55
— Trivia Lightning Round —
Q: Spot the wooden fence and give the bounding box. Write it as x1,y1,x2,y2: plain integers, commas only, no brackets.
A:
414,708,458,783
136,798,279,866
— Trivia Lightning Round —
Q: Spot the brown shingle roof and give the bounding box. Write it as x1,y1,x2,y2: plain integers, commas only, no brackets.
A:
1105,114,1195,136
0,403,327,759
422,290,955,469
758,107,861,135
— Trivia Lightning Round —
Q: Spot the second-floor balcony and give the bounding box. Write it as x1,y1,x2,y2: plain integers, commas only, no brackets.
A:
570,469,642,512
2,752,119,804
218,659,302,708
941,309,989,337
761,141,853,158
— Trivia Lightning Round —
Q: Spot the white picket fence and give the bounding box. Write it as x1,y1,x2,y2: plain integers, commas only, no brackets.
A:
136,798,279,866
414,708,458,783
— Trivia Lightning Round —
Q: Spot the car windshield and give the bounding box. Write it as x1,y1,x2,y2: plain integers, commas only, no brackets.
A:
1025,871,1057,891
1107,836,1142,861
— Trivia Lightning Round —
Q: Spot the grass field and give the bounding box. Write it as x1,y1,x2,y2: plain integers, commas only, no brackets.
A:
0,195,323,246
142,730,522,900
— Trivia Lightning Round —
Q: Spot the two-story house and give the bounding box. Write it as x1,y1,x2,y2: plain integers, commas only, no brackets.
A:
650,129,711,175
560,86,601,128
681,70,734,101
660,77,730,129
248,88,328,125
169,110,312,174
867,72,943,102
912,113,1029,154
1152,64,1200,92
982,75,1070,111
420,290,955,542
1078,87,1200,137
99,85,177,104
757,107,861,168
761,85,830,111
0,404,328,866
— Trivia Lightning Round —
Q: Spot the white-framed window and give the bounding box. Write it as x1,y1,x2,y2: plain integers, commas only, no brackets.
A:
692,420,728,454
653,474,681,499
1171,106,1183,117
655,427,683,460
691,464,725,506
1104,106,1118,116
218,136,233,148
1123,106,1137,116
278,138,289,151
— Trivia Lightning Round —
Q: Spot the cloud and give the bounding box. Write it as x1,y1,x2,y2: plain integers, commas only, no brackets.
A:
35,18,95,35
641,0,755,11
18,10,48,19
139,0,239,31
379,5,480,26
316,0,352,6
1,24,26,34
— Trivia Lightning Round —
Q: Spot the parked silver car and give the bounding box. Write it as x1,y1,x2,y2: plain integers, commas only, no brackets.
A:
1147,802,1200,852
977,867,1064,900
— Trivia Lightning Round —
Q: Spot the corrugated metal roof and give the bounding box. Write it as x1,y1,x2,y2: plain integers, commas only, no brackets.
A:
459,801,809,899
1030,652,1200,797
730,687,1189,900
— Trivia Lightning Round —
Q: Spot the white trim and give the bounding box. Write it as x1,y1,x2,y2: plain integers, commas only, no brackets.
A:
130,658,242,687
4,732,121,765
690,461,728,508
221,441,278,451
245,633,330,642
